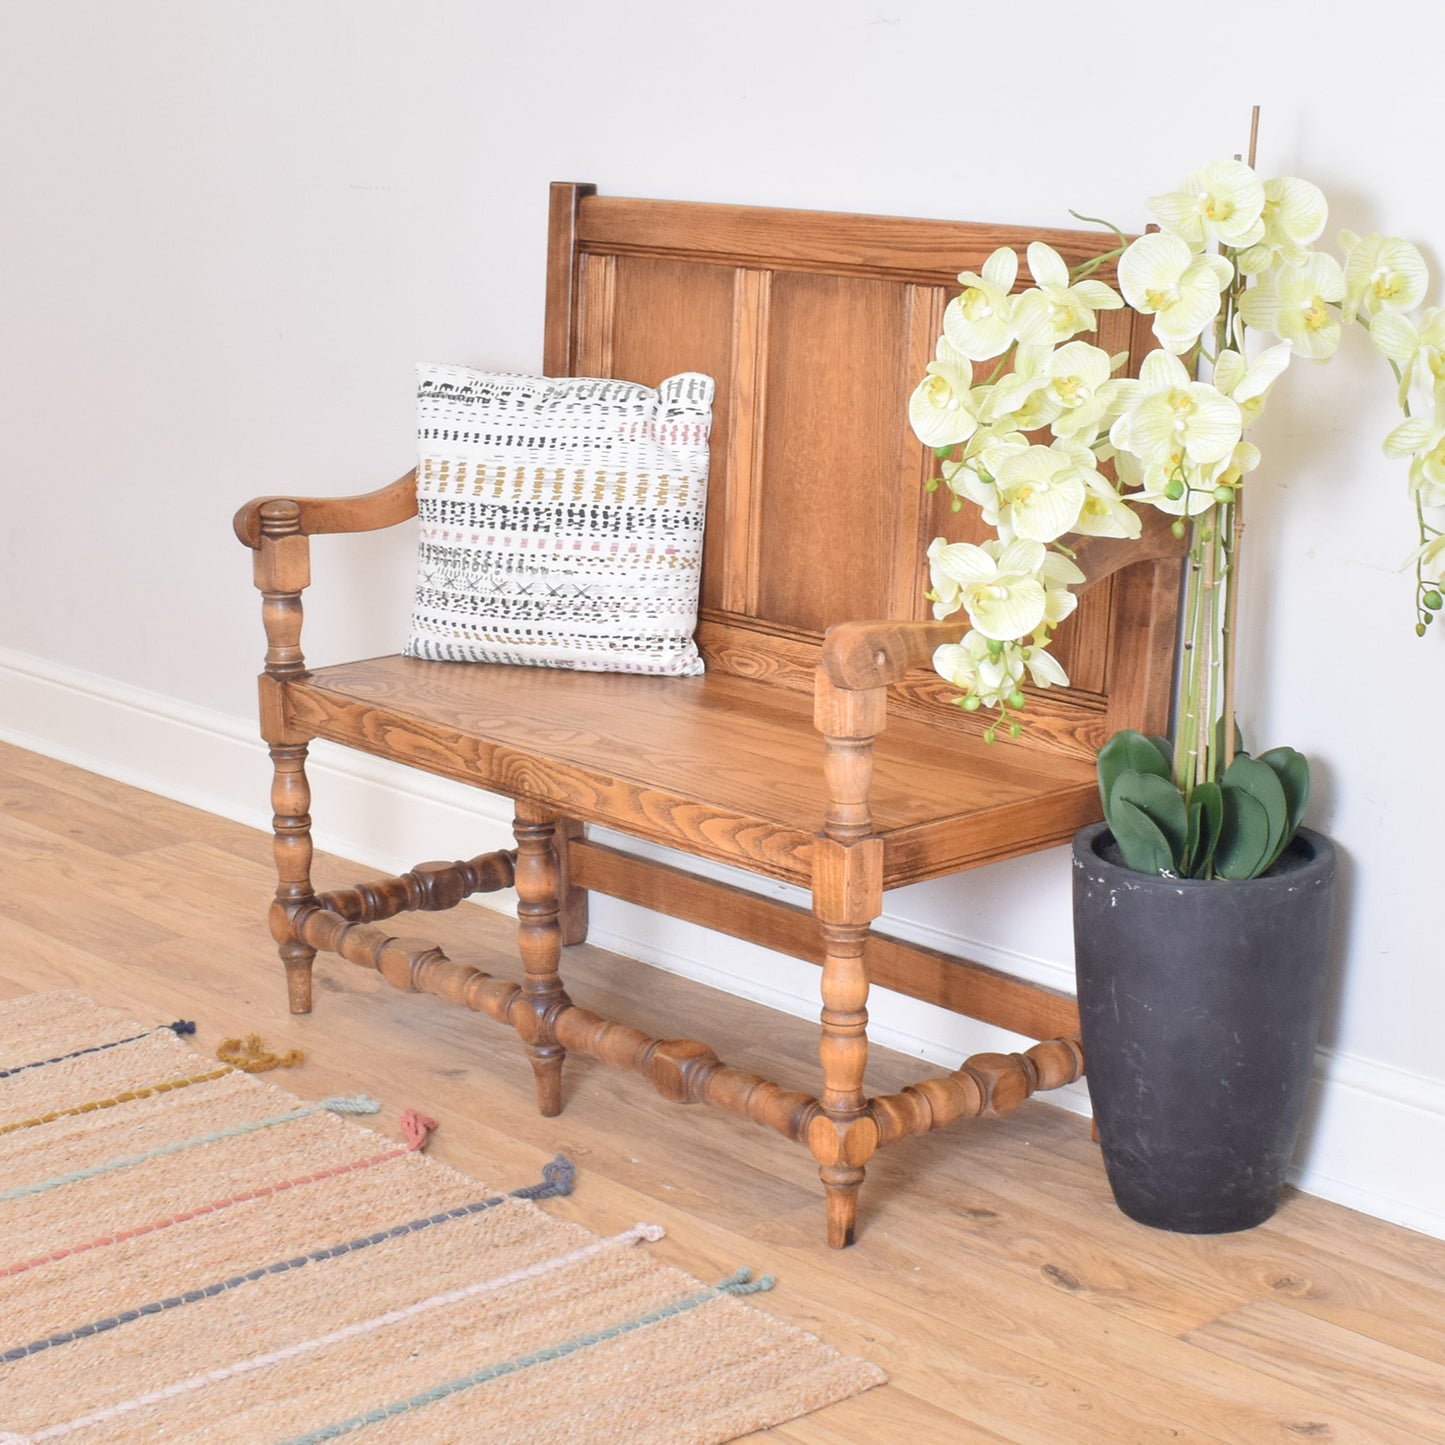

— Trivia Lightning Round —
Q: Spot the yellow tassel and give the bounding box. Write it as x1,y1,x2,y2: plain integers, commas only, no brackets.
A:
216,1034,305,1073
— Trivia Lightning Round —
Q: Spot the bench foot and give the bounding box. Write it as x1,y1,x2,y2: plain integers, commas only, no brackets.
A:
528,1047,566,1117
820,1164,865,1249
281,942,316,1014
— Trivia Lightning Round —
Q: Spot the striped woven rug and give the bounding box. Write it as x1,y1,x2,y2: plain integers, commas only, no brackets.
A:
0,992,884,1444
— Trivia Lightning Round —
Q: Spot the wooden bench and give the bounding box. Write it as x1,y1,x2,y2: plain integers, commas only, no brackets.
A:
235,182,1183,1247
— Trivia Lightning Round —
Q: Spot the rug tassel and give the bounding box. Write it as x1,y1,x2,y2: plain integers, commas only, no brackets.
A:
717,1268,776,1296
399,1108,438,1151
508,1154,576,1200
540,1155,576,1195
319,1095,382,1115
217,1034,305,1073
165,1020,197,1036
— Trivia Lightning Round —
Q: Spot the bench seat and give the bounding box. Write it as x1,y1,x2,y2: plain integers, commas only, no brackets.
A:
291,654,1100,888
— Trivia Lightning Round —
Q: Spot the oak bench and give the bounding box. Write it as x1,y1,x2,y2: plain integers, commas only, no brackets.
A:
234,182,1182,1247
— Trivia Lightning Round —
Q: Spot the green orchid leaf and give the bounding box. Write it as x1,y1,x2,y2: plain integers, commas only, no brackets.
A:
1214,785,1274,880
1257,746,1311,870
1184,780,1224,879
1108,771,1188,874
1097,729,1172,813
1221,754,1290,873
1108,796,1180,878
1216,715,1246,760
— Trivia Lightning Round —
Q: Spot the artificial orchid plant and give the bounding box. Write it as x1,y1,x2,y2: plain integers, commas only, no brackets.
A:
910,145,1441,880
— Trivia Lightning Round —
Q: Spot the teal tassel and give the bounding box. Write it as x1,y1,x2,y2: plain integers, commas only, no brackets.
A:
717,1268,775,1296
319,1095,382,1115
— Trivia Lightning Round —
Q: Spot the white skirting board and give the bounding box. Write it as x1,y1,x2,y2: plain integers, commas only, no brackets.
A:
3,642,1443,1242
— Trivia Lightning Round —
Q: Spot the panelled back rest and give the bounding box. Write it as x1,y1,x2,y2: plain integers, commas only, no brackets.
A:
545,183,1179,762
235,183,1184,1247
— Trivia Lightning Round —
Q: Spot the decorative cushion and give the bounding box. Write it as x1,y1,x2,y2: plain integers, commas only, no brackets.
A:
404,363,715,675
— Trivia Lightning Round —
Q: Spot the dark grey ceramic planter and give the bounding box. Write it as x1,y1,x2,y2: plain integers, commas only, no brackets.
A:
1071,821,1337,1233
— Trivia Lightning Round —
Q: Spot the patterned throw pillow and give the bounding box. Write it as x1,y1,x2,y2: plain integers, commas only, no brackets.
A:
404,364,715,675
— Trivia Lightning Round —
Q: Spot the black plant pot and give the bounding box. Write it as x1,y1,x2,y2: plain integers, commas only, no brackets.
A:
1071,821,1337,1233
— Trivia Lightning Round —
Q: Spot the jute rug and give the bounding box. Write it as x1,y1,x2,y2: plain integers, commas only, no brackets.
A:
0,992,884,1443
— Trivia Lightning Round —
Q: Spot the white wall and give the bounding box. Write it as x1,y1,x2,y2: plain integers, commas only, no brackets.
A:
3,0,1443,1236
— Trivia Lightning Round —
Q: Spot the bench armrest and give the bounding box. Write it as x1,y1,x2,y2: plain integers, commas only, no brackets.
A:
821,507,1185,691
1067,505,1184,592
233,469,419,549
820,620,963,691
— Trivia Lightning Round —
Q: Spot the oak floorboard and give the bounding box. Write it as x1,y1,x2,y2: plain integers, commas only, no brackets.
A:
0,747,274,865
4,740,1445,1442
765,1386,1013,1443
1186,1300,1445,1442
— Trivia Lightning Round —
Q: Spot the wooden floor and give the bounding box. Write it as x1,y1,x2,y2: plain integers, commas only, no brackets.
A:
4,741,1445,1442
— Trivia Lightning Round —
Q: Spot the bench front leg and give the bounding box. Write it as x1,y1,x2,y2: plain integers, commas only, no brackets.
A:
809,676,887,1248
512,800,574,1116
252,501,319,1013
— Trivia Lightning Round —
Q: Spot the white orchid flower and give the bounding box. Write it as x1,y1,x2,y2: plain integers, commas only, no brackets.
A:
1371,307,1445,408
933,632,1019,707
1148,159,1266,253
1203,440,1262,498
1122,440,1261,517
933,617,1076,706
1237,252,1347,360
1110,351,1243,468
1384,395,1445,507
1120,458,1200,518
1118,232,1234,355
908,335,981,448
943,246,1019,361
1340,232,1429,325
1011,242,1123,347
1371,306,1445,369
983,344,1065,433
1408,533,1445,588
926,536,1052,640
991,442,1095,544
1043,341,1121,439
1071,471,1144,538
934,632,1070,705
1408,433,1445,507
938,428,1030,518
1212,343,1293,428
1020,642,1070,688
1237,177,1328,277
942,455,1002,528
1038,549,1086,629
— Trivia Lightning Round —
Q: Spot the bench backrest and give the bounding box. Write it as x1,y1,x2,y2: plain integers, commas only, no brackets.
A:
542,183,1180,762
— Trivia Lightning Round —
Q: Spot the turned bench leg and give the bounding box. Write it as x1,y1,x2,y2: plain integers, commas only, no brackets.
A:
512,802,573,1116
811,676,887,1247
811,915,880,1249
268,740,318,1014
809,840,884,1249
